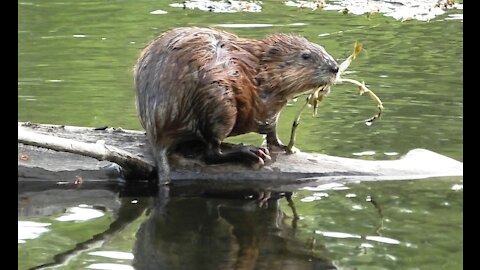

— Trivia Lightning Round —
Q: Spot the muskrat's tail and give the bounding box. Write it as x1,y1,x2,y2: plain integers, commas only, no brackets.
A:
155,147,171,185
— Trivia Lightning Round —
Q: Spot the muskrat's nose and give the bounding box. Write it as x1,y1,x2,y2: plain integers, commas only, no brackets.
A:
330,65,339,74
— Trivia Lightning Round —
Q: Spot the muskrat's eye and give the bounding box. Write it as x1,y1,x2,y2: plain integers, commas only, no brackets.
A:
301,53,311,60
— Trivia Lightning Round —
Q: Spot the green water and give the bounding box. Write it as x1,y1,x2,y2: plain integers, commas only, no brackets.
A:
18,0,462,269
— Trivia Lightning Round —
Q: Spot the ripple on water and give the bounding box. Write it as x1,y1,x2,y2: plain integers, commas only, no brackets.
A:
352,150,376,156
88,251,134,260
55,205,104,222
316,230,361,239
365,236,401,245
86,263,134,270
215,24,273,28
149,10,168,14
18,221,51,244
301,192,329,202
303,183,350,191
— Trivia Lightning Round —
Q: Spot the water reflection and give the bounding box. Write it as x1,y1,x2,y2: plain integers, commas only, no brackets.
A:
20,181,337,270
19,174,463,269
133,186,336,270
18,221,51,244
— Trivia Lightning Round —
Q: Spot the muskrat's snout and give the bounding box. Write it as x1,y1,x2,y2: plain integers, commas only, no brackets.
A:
317,58,339,85
329,63,339,74
324,57,339,74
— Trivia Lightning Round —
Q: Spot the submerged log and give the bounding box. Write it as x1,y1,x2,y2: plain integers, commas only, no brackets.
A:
18,122,462,189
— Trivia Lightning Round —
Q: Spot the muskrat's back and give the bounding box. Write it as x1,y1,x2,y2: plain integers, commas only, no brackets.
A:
135,27,261,144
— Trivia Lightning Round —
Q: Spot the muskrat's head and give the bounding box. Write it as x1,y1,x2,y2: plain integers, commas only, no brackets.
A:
259,34,339,99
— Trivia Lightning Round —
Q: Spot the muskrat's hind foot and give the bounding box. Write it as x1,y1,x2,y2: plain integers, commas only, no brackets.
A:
205,143,271,167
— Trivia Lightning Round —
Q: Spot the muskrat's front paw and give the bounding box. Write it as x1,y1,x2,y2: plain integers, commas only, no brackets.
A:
253,146,271,161
247,146,271,167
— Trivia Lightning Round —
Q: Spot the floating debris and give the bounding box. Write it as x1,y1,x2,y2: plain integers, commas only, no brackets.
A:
285,0,326,10
170,0,262,13
284,0,463,21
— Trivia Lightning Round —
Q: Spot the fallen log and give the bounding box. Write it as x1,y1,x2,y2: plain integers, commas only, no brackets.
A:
18,122,462,189
18,125,154,179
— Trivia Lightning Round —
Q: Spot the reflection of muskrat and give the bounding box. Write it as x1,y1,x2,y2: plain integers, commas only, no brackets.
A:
134,27,339,183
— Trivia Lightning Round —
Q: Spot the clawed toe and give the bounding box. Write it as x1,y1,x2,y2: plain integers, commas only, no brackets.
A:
207,143,273,168
251,147,271,162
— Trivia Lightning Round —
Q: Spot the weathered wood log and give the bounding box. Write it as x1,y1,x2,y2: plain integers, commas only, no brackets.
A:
19,125,154,179
18,122,462,189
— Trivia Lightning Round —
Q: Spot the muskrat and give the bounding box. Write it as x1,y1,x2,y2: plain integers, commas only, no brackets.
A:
134,27,339,183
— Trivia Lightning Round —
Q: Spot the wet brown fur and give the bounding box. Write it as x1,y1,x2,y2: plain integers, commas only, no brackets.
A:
134,27,338,182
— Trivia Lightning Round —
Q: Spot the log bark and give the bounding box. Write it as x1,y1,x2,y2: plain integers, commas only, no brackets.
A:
19,125,154,179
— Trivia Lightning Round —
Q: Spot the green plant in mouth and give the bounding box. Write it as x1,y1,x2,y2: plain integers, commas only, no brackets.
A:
286,41,384,153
